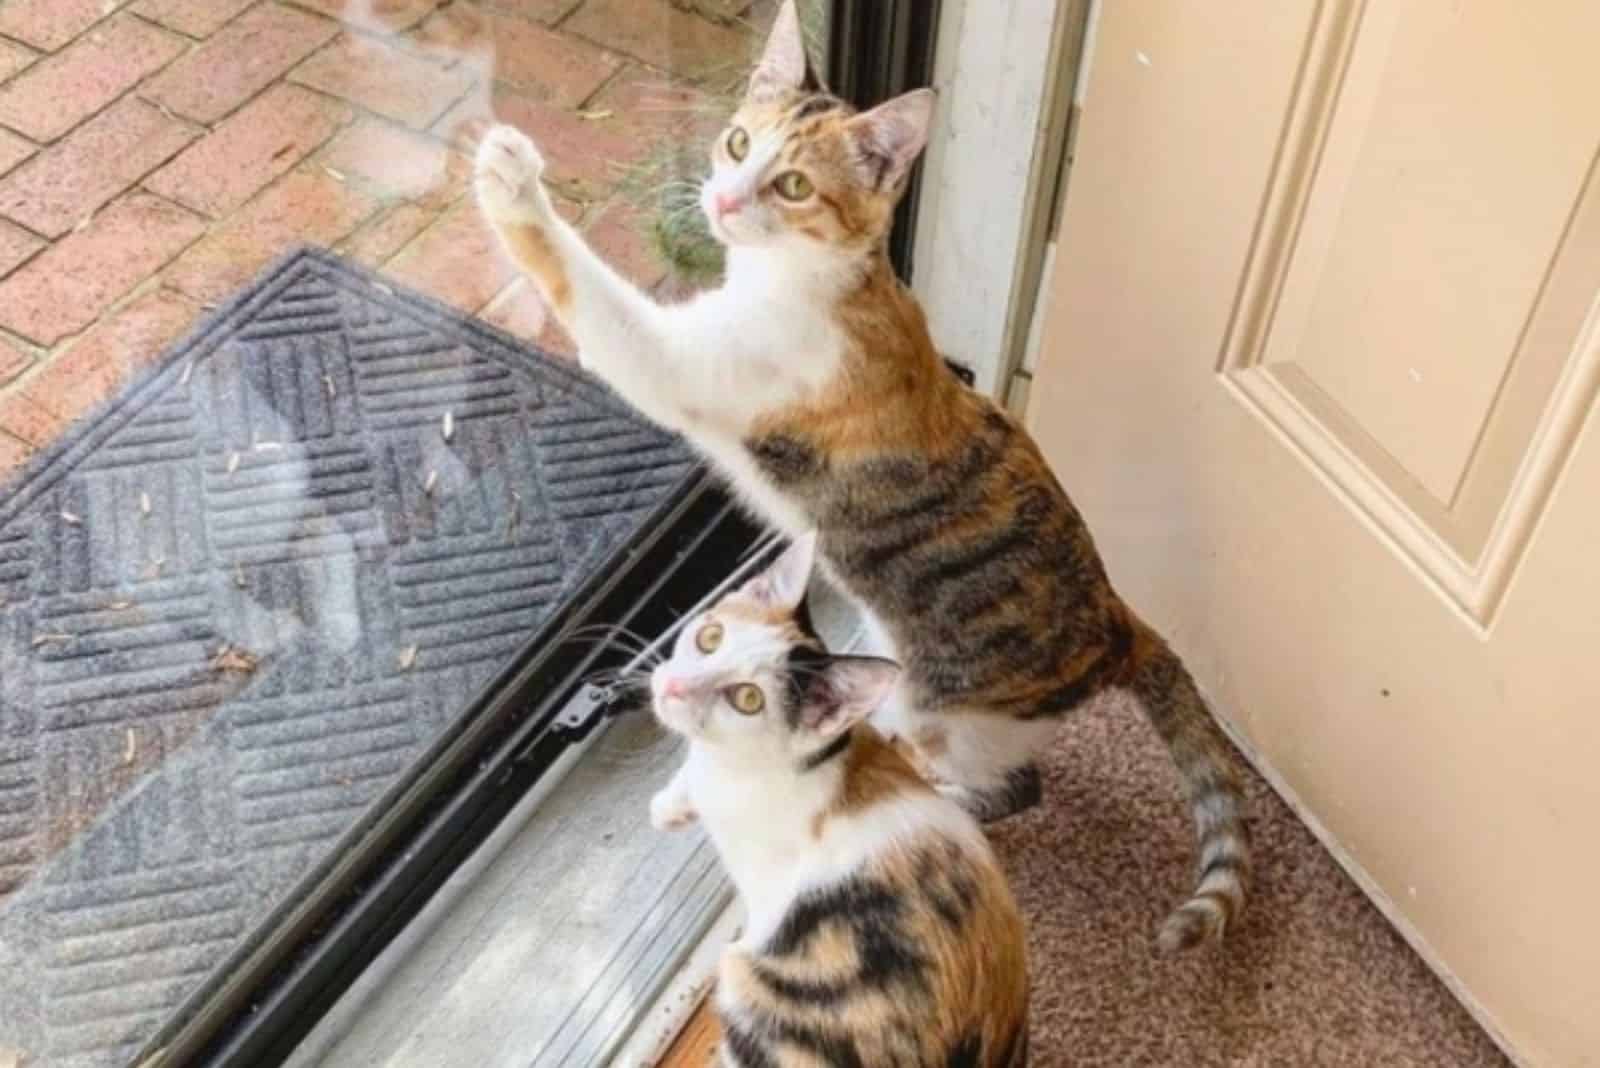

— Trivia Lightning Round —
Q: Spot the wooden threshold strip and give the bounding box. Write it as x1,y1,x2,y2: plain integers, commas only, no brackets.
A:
657,996,721,1068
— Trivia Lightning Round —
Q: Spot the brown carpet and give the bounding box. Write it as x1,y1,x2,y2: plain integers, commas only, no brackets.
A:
989,696,1511,1067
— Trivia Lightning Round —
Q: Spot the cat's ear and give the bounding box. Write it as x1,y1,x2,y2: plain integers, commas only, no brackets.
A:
742,531,817,611
845,88,937,191
749,0,815,101
800,656,901,738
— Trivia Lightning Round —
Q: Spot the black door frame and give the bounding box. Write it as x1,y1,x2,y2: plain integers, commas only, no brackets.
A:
142,476,764,1068
828,0,943,282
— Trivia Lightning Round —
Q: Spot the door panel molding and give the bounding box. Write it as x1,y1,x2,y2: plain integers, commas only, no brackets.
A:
1218,0,1600,627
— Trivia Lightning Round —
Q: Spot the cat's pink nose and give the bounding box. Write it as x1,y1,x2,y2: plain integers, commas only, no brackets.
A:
714,193,743,218
660,676,688,699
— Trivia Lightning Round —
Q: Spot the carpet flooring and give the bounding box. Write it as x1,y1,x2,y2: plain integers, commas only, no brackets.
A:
985,695,1512,1066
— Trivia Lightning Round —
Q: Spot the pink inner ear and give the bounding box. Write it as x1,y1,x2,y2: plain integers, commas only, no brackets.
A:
848,90,936,187
800,679,837,728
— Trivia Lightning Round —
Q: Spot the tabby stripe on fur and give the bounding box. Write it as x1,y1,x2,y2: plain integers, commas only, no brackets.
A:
722,827,1026,1067
747,357,1247,946
474,0,1248,954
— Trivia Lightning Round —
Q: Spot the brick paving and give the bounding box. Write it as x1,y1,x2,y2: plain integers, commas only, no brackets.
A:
0,0,768,479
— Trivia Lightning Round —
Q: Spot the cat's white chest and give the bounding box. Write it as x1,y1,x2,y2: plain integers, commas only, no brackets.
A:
668,289,843,539
698,436,812,537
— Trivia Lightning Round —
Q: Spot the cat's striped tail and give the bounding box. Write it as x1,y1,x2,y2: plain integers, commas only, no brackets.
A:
1125,621,1251,953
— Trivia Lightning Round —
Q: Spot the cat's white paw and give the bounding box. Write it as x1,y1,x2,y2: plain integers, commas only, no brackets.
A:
649,788,698,831
475,124,552,224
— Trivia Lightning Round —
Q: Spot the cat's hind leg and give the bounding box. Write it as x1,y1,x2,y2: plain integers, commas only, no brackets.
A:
916,712,1056,823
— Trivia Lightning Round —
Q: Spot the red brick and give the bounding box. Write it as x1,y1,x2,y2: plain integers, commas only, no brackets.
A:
165,168,379,302
385,194,579,312
0,130,33,180
0,220,43,277
0,38,36,81
481,279,575,357
143,3,337,124
564,0,752,79
0,16,184,142
0,333,31,384
0,0,110,53
0,430,29,479
23,286,199,420
651,271,706,304
0,391,67,447
383,201,515,313
131,0,257,38
413,6,622,105
0,192,204,345
146,83,350,218
681,0,753,20
589,65,727,144
286,0,441,33
584,197,666,289
0,97,198,238
338,200,442,267
485,0,583,24
437,87,653,202
291,32,475,129
318,118,465,205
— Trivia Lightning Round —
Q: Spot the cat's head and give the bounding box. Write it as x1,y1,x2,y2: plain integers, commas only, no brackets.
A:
699,0,936,256
652,532,900,769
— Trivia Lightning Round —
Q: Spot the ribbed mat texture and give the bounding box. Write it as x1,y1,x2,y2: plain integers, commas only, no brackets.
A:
0,247,696,1068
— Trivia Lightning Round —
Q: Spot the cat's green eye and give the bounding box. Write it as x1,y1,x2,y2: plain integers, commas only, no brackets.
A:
773,171,813,201
729,683,765,715
695,621,724,653
726,127,751,162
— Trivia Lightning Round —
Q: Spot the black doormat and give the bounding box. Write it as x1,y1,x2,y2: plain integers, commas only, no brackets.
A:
0,247,695,1068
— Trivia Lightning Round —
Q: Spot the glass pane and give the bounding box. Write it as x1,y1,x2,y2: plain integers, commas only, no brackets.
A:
0,2,834,1065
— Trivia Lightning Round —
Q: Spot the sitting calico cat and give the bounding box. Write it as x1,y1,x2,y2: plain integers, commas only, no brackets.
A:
474,1,1248,951
649,533,1029,1067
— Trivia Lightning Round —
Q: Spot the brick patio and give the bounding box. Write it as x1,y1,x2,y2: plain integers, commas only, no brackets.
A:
0,0,763,480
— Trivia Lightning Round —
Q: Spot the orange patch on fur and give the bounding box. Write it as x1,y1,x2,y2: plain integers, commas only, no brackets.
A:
911,724,948,759
813,728,933,838
713,595,807,637
498,221,571,314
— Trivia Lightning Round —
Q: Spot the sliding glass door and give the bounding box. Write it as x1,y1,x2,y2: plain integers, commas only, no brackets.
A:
0,5,949,1068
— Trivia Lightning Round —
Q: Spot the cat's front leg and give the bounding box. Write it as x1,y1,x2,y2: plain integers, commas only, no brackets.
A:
474,126,573,318
474,125,702,434
649,764,698,831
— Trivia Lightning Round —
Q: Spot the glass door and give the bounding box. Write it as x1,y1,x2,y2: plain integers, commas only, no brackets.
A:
0,3,936,1066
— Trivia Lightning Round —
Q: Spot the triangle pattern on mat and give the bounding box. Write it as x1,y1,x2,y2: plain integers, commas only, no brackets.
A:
0,248,697,1068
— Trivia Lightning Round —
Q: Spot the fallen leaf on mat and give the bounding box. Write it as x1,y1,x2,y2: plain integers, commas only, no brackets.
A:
210,644,260,674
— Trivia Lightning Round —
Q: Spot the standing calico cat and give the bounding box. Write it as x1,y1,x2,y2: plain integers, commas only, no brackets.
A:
649,534,1029,1066
474,1,1249,951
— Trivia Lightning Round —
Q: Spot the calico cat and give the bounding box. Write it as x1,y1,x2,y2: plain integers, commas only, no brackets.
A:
649,534,1029,1067
473,1,1249,951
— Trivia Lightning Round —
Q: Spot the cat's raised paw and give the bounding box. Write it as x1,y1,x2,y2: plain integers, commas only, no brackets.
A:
474,124,551,223
649,788,698,831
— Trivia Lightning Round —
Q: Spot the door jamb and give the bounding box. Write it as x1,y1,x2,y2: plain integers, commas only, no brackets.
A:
910,0,1095,399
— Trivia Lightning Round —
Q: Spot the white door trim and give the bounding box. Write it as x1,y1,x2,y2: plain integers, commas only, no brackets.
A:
912,0,1091,398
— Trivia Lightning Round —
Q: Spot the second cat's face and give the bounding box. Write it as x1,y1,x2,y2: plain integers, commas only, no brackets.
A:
651,535,898,768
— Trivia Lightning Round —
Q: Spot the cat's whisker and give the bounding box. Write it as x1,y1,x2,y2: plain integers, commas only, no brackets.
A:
564,622,664,650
